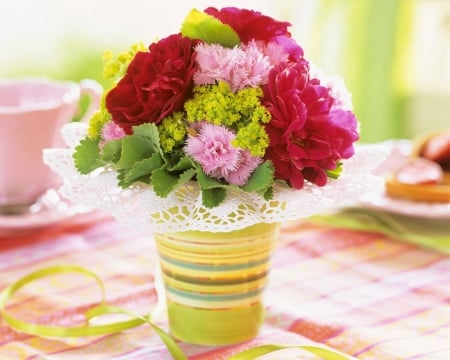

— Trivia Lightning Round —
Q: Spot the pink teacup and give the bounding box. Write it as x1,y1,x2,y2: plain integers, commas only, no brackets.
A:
0,77,102,215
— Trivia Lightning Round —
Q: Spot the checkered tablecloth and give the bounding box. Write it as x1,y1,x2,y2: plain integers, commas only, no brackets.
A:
0,212,449,359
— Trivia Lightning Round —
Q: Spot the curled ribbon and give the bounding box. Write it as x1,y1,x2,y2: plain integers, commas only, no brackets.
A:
0,265,355,360
0,265,186,360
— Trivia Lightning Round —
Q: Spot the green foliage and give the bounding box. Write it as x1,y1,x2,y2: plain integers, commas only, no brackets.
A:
326,162,344,179
193,166,230,208
132,123,163,155
181,9,240,48
168,156,194,172
242,161,274,197
151,164,196,198
233,121,270,157
87,106,110,139
104,123,165,188
101,140,122,163
102,42,146,83
120,154,163,187
116,135,153,168
159,112,187,153
151,168,182,197
73,119,278,207
201,187,227,208
73,138,103,174
184,82,240,127
184,82,270,155
195,167,225,190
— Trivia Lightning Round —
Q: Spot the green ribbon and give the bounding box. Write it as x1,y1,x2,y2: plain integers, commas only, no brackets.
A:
310,207,450,254
0,265,355,360
227,344,356,360
0,265,187,360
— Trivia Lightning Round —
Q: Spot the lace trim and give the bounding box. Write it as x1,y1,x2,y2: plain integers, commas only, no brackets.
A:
43,123,388,233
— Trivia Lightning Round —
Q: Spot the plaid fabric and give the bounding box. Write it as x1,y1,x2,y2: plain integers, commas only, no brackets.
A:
0,214,449,359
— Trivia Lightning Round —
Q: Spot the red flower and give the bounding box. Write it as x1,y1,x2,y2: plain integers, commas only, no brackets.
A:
106,34,198,133
263,62,359,188
205,7,303,62
204,7,291,44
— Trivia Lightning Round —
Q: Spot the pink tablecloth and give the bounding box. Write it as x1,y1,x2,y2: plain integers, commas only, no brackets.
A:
0,212,449,359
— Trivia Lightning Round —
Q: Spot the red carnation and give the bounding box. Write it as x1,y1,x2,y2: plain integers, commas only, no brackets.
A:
106,34,198,133
204,7,291,44
263,62,359,188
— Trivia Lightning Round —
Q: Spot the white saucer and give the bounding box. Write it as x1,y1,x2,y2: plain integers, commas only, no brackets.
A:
359,191,450,219
358,139,450,219
0,189,96,235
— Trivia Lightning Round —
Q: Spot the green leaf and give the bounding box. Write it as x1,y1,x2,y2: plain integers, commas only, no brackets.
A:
177,168,196,187
192,165,228,207
326,162,343,179
101,140,122,163
201,187,227,208
151,168,180,198
195,167,225,190
117,135,154,169
132,123,162,155
181,8,240,48
116,168,127,187
168,156,194,172
150,167,196,198
73,138,103,174
121,153,164,187
260,185,274,201
242,161,274,193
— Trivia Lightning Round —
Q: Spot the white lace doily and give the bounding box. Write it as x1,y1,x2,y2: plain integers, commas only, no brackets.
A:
43,122,388,233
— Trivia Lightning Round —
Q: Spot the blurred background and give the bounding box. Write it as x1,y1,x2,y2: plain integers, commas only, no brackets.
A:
1,0,449,142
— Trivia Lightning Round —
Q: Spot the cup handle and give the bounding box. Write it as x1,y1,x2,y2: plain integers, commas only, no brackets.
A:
77,79,103,122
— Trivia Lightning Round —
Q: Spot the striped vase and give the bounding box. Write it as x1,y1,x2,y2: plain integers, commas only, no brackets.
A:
154,222,280,345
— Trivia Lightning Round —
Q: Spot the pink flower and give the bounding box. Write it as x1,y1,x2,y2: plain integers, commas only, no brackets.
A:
240,40,273,86
101,121,126,142
194,42,271,91
193,44,241,86
259,40,289,67
221,150,262,186
185,123,262,185
263,61,359,188
309,63,353,111
100,120,126,148
185,123,239,175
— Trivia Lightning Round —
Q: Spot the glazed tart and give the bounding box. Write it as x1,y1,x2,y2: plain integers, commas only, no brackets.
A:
385,131,450,203
385,171,450,203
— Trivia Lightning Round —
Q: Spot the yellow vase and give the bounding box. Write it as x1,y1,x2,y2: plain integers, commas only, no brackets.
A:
154,222,280,345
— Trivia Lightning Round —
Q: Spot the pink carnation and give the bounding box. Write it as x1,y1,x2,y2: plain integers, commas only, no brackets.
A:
194,42,272,91
185,123,262,186
101,120,126,145
258,40,290,67
185,123,239,175
221,150,262,186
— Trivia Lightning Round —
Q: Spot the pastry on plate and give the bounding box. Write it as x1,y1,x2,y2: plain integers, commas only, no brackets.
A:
385,130,450,203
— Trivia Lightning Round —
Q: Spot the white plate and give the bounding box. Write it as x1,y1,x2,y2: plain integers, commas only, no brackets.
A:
359,191,450,219
360,139,450,219
0,189,97,235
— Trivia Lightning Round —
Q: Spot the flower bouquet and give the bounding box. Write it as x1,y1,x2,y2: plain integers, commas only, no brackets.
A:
44,7,386,345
